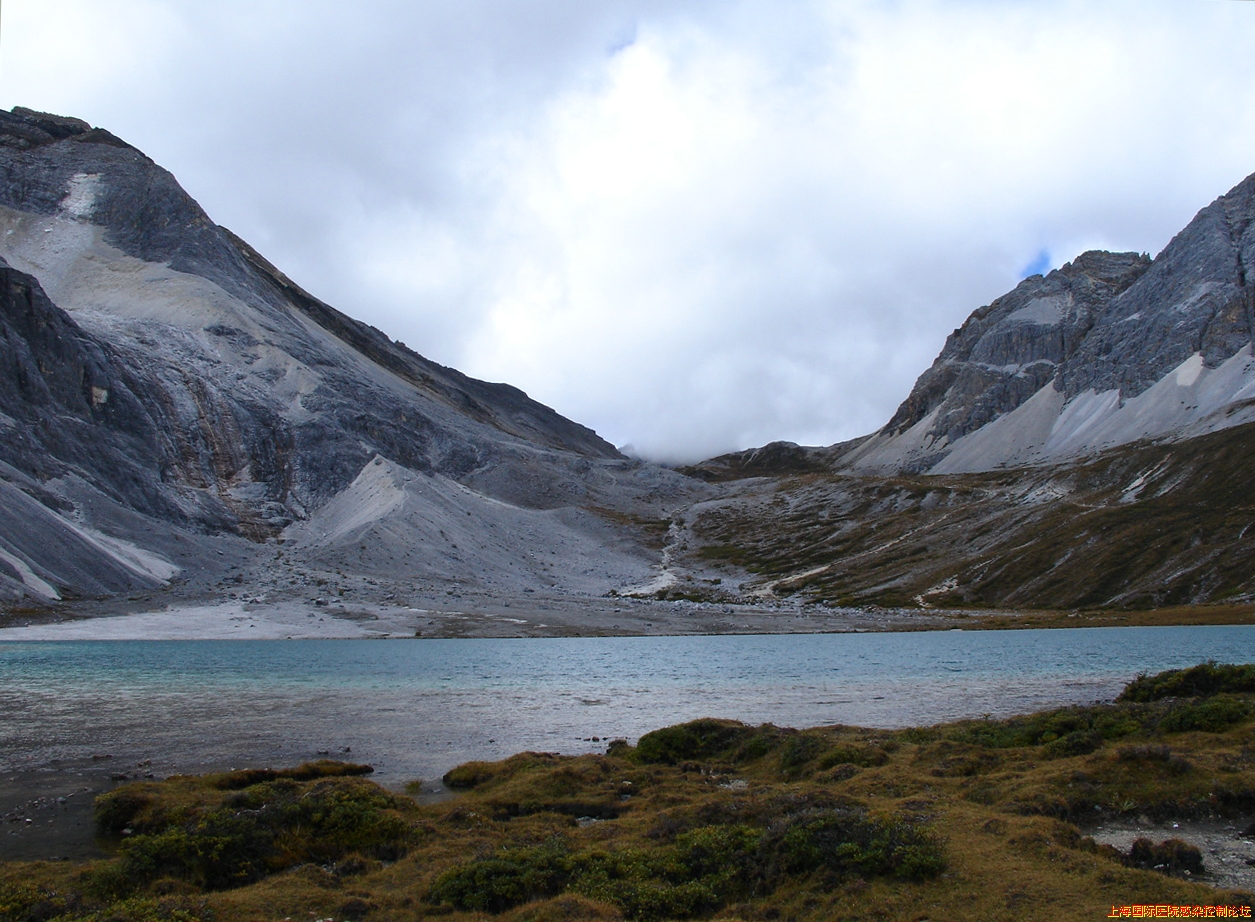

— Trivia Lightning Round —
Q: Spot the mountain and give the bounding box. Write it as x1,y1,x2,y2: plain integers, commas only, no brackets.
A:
672,169,1255,611
5,104,1253,617
843,172,1255,473
0,107,703,607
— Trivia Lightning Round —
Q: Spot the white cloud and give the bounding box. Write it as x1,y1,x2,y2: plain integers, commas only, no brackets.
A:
4,0,1255,461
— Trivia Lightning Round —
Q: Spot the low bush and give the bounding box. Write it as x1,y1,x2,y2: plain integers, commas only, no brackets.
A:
428,844,570,913
1118,662,1255,702
1042,730,1104,759
427,804,944,919
779,734,825,771
771,808,946,882
633,719,757,765
0,882,209,922
1124,838,1205,876
1159,695,1252,734
92,776,412,894
947,704,1147,751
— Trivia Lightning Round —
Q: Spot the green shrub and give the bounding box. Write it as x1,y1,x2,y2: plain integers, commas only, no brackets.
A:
0,881,74,922
1159,695,1252,733
44,896,209,922
1118,662,1255,702
93,778,412,894
733,733,776,762
674,824,761,880
772,808,945,881
568,847,721,922
634,720,754,765
1042,730,1104,759
779,734,825,771
428,806,944,919
949,704,1147,751
427,845,570,913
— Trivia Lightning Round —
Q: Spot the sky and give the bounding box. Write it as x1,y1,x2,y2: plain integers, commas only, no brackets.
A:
3,1,1255,463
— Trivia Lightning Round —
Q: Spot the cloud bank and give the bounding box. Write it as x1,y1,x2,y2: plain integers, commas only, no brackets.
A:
5,0,1255,461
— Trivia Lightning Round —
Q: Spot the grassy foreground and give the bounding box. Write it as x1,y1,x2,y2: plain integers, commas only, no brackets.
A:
5,665,1255,922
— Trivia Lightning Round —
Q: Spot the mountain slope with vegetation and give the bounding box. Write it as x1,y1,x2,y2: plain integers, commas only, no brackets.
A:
674,420,1255,611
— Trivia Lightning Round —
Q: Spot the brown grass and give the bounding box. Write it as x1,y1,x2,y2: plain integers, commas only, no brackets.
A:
3,671,1254,921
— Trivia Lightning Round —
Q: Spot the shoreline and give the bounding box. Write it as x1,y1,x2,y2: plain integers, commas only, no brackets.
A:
6,701,1255,894
1,593,1252,641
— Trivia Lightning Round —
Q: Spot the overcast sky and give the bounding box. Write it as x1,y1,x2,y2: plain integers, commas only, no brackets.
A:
4,1,1255,462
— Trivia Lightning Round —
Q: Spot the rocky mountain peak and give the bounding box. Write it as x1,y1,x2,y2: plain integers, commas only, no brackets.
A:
846,167,1255,474
0,107,135,153
881,249,1151,444
0,107,703,606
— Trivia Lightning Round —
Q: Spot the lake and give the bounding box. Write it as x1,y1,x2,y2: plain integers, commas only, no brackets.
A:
3,625,1254,787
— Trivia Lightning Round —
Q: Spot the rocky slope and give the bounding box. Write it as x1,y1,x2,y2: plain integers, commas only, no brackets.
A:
842,171,1255,474
0,107,703,606
671,420,1255,610
5,104,1253,617
675,169,1255,611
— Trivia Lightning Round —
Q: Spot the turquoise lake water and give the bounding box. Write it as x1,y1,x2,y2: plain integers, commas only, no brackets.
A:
2,625,1253,786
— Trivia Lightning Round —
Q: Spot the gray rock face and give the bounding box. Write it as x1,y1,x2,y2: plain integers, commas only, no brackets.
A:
848,170,1255,473
1061,174,1255,398
1,260,178,518
0,108,703,605
884,251,1152,443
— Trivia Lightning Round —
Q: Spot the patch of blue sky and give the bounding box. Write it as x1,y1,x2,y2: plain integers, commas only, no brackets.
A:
1020,249,1052,279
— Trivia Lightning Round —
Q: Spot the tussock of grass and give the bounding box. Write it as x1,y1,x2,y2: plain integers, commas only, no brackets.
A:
3,667,1255,921
1124,838,1206,876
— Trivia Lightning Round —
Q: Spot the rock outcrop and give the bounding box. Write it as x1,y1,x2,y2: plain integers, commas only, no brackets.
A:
844,171,1255,473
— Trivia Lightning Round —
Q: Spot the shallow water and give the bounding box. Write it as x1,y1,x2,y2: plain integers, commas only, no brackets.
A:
3,625,1254,786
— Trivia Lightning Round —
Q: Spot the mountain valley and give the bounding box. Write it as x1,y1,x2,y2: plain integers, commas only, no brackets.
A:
1,106,1254,630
